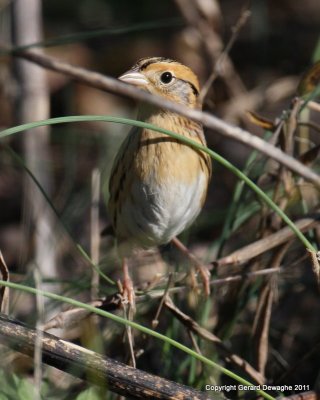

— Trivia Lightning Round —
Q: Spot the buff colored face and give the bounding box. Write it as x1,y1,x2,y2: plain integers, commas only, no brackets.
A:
119,57,200,108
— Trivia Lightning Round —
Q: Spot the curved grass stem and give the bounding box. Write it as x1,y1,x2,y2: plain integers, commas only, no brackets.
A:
0,279,275,400
0,115,316,252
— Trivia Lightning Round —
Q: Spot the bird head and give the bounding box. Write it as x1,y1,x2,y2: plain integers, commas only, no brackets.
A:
119,57,200,109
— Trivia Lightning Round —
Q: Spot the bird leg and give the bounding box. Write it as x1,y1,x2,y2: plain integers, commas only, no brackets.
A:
119,257,136,367
171,237,211,296
119,257,136,311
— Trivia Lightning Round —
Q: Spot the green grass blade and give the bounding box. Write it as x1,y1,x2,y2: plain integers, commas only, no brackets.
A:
0,279,275,400
0,115,316,252
5,145,115,287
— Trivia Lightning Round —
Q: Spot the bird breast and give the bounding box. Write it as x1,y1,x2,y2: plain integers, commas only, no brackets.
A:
108,112,210,251
118,166,207,248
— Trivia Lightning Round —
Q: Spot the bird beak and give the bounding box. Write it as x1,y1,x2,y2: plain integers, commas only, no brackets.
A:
119,70,149,88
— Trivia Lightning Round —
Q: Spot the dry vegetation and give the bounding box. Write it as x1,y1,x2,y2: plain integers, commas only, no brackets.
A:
0,0,319,399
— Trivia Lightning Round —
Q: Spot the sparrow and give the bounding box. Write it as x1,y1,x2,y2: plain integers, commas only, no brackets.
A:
108,57,212,307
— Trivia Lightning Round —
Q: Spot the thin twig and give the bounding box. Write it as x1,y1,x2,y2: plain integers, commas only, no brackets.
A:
308,100,320,113
138,267,281,302
216,217,319,267
33,266,44,400
123,304,136,368
164,296,265,384
171,237,211,295
200,8,251,102
152,273,173,329
252,242,291,376
298,121,320,134
90,168,101,299
43,268,281,332
174,0,246,97
0,252,9,314
277,341,320,384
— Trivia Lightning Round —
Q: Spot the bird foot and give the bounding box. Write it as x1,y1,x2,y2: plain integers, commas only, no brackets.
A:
196,263,211,297
117,276,136,312
171,237,211,296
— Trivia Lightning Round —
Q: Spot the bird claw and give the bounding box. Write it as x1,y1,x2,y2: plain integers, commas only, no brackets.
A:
171,237,211,297
118,277,136,312
197,264,211,297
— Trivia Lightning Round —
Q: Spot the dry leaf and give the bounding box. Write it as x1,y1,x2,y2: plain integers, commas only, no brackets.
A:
285,183,320,214
246,110,275,130
297,61,320,96
299,144,320,166
44,300,103,331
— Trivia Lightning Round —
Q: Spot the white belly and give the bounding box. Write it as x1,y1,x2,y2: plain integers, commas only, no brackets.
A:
117,172,207,248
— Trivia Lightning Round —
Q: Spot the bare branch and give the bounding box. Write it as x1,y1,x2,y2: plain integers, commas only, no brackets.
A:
10,49,320,187
216,218,319,267
164,296,265,384
0,313,215,400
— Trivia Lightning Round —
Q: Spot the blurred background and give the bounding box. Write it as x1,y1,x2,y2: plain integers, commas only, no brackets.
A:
0,0,319,399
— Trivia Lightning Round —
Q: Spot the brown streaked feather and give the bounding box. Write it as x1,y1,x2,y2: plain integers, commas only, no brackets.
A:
108,58,211,248
108,115,211,239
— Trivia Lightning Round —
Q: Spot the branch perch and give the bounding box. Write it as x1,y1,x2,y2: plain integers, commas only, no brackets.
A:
0,313,215,400
9,49,320,187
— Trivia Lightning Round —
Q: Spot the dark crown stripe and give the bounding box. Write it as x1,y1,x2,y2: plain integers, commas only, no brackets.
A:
137,57,199,97
139,57,176,71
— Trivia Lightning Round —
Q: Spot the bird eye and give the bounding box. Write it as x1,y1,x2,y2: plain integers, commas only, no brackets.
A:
160,71,173,84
